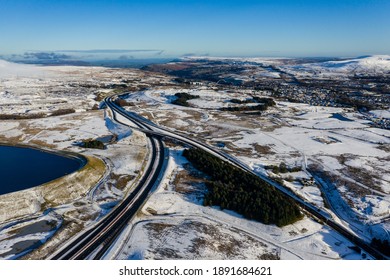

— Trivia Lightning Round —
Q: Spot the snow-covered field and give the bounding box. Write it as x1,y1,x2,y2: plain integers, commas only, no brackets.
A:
0,109,150,259
0,63,162,259
370,109,390,120
0,59,171,116
120,86,390,247
1,60,388,259
282,55,390,76
107,149,366,260
0,59,52,79
185,55,390,77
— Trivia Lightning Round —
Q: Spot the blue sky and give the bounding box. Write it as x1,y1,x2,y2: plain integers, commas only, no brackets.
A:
0,0,389,57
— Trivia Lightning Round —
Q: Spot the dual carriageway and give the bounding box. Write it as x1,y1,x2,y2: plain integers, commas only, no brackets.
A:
51,94,388,260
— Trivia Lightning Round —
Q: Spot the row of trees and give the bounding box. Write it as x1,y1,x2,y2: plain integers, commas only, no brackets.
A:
371,238,390,256
81,139,105,150
171,92,199,107
223,97,276,112
230,98,255,104
114,98,133,107
221,104,270,112
336,95,375,111
230,97,276,106
0,108,76,120
182,148,302,227
50,108,76,116
0,113,45,120
265,162,302,174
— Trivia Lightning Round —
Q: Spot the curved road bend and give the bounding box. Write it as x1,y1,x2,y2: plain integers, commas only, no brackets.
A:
107,94,388,260
50,105,166,260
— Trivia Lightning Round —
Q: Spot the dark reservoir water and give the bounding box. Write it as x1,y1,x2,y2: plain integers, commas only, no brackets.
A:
0,145,85,196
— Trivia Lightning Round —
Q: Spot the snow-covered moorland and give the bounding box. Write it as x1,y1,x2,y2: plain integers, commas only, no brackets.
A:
0,62,170,259
109,85,389,259
284,55,390,76
0,58,389,259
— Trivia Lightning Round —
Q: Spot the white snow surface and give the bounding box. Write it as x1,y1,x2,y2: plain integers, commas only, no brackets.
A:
0,60,51,78
286,55,390,75
183,56,287,66
370,109,390,120
184,55,390,73
118,88,390,246
108,149,367,260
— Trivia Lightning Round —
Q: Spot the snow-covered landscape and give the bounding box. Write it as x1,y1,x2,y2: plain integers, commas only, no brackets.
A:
0,56,389,260
1,3,389,280
106,148,368,260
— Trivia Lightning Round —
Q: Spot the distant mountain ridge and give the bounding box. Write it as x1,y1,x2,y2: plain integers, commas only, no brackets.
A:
289,55,390,75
